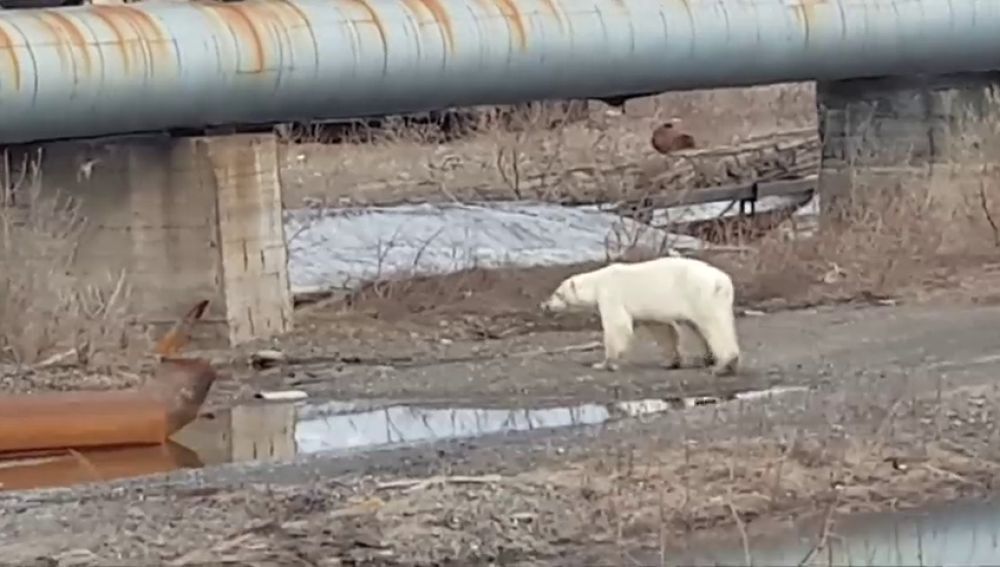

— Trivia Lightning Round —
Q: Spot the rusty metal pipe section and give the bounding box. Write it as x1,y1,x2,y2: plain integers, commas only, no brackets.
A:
0,442,203,491
0,300,218,454
1,0,1000,144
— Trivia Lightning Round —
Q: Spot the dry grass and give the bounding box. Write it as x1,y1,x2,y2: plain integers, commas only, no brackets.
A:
278,83,818,207
308,175,999,341
134,383,1000,566
713,189,996,309
297,81,1000,333
0,151,134,368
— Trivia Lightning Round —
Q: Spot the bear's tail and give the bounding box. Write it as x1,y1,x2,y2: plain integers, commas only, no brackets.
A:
712,274,735,305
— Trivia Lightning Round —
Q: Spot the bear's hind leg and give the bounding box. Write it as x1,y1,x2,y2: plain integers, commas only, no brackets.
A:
642,322,681,369
594,303,634,372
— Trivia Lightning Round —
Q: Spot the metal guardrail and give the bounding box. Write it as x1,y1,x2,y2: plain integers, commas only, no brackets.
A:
615,176,817,213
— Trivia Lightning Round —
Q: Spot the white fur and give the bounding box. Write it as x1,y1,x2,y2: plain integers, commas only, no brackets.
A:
539,257,741,375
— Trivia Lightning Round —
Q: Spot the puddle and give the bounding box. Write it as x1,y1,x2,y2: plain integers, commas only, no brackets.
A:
0,384,806,492
176,385,807,462
675,499,1000,566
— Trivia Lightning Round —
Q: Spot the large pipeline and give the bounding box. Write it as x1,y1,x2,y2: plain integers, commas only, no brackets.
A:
1,0,1000,144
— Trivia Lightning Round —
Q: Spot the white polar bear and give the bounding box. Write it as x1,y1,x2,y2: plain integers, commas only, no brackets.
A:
539,256,741,376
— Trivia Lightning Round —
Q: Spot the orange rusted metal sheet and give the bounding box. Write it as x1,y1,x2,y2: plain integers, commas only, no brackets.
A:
154,299,210,357
0,442,203,492
0,300,219,455
0,393,171,453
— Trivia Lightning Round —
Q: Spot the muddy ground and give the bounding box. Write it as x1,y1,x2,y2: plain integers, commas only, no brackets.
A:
3,81,999,564
3,289,1000,565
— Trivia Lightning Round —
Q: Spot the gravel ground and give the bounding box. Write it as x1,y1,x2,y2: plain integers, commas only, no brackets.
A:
2,301,1000,565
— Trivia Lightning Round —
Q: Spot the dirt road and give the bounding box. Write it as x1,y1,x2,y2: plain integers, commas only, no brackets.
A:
2,300,1000,565
239,299,1000,407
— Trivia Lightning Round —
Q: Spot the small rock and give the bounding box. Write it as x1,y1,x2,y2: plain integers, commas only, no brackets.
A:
53,549,99,567
255,390,309,402
251,349,287,370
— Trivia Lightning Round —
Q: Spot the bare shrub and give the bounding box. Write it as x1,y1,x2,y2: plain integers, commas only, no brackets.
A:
711,179,997,308
714,190,942,306
300,81,999,332
0,151,133,367
278,84,817,208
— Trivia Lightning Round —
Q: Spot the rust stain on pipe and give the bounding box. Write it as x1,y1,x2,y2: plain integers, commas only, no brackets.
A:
491,0,527,50
662,0,693,22
0,23,20,92
793,0,826,44
198,1,269,73
35,11,94,80
538,0,566,32
90,4,171,77
404,0,456,52
120,4,175,75
418,0,454,52
89,7,132,74
345,0,388,65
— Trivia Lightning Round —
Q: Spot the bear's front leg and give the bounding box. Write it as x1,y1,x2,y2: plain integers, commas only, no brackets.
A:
593,301,634,372
675,321,714,368
691,314,740,376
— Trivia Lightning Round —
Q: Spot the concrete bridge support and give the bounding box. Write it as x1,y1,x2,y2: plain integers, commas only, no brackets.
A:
16,133,293,348
817,72,1000,227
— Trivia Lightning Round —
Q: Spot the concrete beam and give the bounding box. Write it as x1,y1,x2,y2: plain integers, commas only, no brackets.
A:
20,133,292,348
817,71,1000,219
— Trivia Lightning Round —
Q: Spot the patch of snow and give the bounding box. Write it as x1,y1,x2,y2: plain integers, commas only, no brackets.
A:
285,201,707,295
285,197,818,296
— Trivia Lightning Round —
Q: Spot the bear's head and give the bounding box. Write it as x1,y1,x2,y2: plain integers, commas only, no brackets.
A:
539,275,591,313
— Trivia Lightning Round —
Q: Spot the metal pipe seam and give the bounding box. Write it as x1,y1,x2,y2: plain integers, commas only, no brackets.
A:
1,0,1000,144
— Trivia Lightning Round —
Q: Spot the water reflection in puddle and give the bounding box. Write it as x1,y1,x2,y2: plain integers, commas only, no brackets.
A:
176,385,807,464
0,385,806,491
677,500,1000,566
0,443,203,492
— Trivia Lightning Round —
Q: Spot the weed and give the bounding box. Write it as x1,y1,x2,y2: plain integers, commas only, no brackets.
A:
0,150,133,367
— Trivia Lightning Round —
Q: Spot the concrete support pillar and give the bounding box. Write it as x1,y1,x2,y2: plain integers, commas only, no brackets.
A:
817,71,1000,221
23,133,292,348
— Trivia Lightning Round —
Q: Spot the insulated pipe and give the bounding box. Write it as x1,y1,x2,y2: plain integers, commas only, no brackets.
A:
1,0,1000,144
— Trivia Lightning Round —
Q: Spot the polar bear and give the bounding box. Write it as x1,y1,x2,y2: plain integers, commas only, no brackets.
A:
539,257,740,376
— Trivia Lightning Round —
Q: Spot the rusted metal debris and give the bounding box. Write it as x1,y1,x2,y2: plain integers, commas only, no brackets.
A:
613,176,816,245
0,299,219,456
671,191,814,244
0,442,202,492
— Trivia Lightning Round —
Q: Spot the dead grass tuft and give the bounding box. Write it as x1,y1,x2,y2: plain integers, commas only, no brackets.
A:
295,82,1000,339
0,151,134,367
323,175,999,339
278,84,818,208
710,188,961,307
